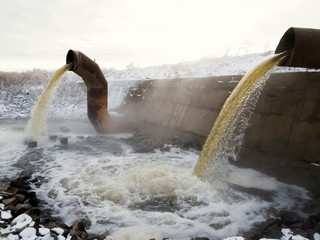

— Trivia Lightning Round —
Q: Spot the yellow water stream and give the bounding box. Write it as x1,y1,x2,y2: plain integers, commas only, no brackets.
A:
26,64,72,142
193,52,288,179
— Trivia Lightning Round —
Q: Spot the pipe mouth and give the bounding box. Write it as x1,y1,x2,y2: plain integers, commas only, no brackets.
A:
66,50,76,71
275,27,320,69
275,28,295,54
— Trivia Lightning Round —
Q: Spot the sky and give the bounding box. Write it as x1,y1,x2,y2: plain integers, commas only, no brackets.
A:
0,0,319,71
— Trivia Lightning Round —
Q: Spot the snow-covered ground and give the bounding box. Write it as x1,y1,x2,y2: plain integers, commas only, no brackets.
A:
1,51,318,121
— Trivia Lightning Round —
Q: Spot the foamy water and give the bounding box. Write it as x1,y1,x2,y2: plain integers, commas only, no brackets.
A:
0,121,309,240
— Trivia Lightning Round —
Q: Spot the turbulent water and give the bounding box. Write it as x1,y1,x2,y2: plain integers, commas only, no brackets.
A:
0,57,312,239
0,120,309,239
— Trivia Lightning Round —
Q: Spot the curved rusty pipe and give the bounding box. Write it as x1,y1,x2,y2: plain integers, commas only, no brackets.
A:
66,50,114,133
275,27,320,69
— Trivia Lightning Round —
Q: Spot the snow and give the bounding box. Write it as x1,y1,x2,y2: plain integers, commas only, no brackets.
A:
3,234,20,240
39,227,50,236
37,235,54,240
11,214,33,232
19,227,37,240
280,229,309,240
1,210,12,220
314,233,320,240
51,227,64,235
1,51,319,121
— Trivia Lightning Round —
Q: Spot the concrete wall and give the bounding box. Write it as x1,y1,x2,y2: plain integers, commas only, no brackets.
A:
117,72,320,192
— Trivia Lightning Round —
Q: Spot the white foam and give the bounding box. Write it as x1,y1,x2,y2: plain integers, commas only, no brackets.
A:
227,166,277,191
109,225,163,240
0,122,310,240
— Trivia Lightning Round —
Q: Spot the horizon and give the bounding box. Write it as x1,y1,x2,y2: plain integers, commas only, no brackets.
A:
0,51,272,73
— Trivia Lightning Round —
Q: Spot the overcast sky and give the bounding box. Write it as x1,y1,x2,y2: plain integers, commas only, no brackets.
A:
0,0,319,71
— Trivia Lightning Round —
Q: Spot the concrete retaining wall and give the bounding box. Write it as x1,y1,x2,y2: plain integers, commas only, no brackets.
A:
117,72,320,192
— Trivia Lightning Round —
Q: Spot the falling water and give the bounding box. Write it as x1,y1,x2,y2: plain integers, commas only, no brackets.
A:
26,64,72,142
193,52,288,180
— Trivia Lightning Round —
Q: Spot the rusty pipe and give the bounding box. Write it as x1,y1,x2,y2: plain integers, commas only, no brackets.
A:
66,50,112,133
275,27,320,69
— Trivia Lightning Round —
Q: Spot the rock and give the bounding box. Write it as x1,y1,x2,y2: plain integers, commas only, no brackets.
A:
28,195,39,207
191,238,209,240
11,213,33,233
3,197,18,207
0,182,10,194
71,221,89,239
265,224,283,239
60,137,68,145
19,227,37,239
260,218,281,230
242,230,260,240
281,212,301,227
2,193,26,207
52,227,64,235
28,141,37,148
302,217,317,230
10,179,31,190
314,232,320,240
1,210,12,220
15,193,26,203
49,135,58,141
39,227,50,236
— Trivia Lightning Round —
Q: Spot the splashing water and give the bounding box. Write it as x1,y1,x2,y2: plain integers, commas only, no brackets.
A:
193,52,288,181
26,64,72,142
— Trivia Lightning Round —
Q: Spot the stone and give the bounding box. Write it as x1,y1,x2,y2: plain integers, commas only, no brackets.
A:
51,227,64,235
265,224,283,239
11,213,33,232
8,187,20,196
242,230,260,240
19,227,37,239
16,204,32,215
15,194,26,203
71,221,88,239
1,210,12,220
60,137,68,145
28,141,37,148
49,135,58,141
39,227,50,236
281,212,301,227
0,182,10,192
3,197,19,206
28,196,39,207
3,194,26,207
260,218,281,230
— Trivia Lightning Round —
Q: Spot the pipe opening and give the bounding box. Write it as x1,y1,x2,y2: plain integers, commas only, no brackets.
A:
275,27,320,69
275,28,295,54
66,50,75,71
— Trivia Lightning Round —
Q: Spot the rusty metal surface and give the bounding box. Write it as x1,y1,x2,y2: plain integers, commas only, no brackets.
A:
275,27,320,69
66,50,108,89
87,88,109,133
66,50,110,133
